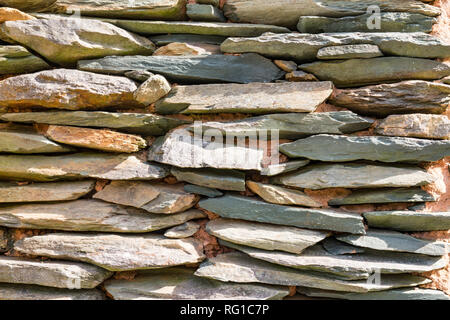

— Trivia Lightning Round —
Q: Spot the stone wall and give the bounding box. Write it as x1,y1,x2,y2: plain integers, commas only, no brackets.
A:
0,0,449,300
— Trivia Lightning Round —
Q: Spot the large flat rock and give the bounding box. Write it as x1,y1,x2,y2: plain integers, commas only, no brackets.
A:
0,17,155,66
0,153,169,181
0,69,143,110
0,180,95,203
363,211,450,232
0,256,112,289
0,111,190,136
155,82,333,114
78,53,285,84
0,0,57,12
14,233,205,271
316,44,383,60
272,163,435,190
206,218,329,254
195,252,431,292
104,267,289,300
0,45,50,75
171,167,246,191
0,199,205,232
0,284,105,300
280,134,450,163
330,81,450,116
199,194,366,234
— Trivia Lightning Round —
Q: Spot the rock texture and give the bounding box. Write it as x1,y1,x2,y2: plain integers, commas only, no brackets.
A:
134,75,171,106
171,167,246,191
0,284,105,300
183,184,223,197
363,211,450,232
0,45,49,75
316,44,383,60
376,114,450,139
164,221,200,239
0,0,57,12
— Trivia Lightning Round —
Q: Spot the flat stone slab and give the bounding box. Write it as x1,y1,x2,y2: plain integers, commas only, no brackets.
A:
78,53,285,84
0,153,169,181
149,34,226,46
0,69,143,110
376,114,450,140
104,267,289,300
330,81,450,117
0,17,155,66
261,160,310,177
0,45,49,75
363,211,450,232
0,180,95,203
0,284,105,300
183,184,223,197
0,0,57,12
317,44,383,60
329,188,435,206
14,233,205,271
272,163,435,190
94,182,199,214
164,221,200,239
171,167,246,191
206,218,329,254
195,252,431,293
322,238,365,255
155,82,333,114
0,256,112,289
0,111,190,136
280,134,450,163
187,4,226,22
199,194,366,234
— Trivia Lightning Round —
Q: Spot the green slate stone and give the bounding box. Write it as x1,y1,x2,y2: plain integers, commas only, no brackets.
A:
0,45,50,75
171,167,246,191
363,211,450,232
149,34,226,46
261,160,310,177
183,184,223,197
187,4,226,22
316,44,383,60
322,238,365,255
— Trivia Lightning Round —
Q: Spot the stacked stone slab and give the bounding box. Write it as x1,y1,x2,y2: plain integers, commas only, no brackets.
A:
0,0,448,301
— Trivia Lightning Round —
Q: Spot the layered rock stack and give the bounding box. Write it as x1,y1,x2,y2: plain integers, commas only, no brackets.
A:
0,0,449,300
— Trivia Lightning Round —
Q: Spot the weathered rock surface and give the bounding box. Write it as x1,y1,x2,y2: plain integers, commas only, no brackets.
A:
316,44,383,60
330,81,450,116
285,70,318,82
0,256,112,289
171,167,246,191
134,74,171,106
197,0,219,7
0,7,35,23
206,218,329,254
300,57,450,87
195,252,430,292
0,0,56,12
0,45,49,75
94,182,199,214
104,267,289,300
272,163,435,190
298,13,436,33
260,160,310,177
328,188,435,206
0,180,95,203
363,211,450,232
337,230,446,257
376,114,450,140
78,53,285,84
0,17,155,66
199,195,366,234
280,134,450,163
43,125,147,153
0,69,143,110
164,221,200,239
187,4,226,22
153,42,212,56
0,227,7,252
183,184,223,197
14,233,205,271
149,33,226,46
155,82,333,114
247,181,321,207
0,284,105,300
0,111,189,136
0,153,168,181
0,200,205,232
322,238,365,255
274,60,297,72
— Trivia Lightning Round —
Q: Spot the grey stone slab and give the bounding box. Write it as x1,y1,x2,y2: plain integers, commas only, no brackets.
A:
363,211,450,232
171,167,246,191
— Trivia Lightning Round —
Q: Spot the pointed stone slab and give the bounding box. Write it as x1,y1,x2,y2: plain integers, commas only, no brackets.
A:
0,111,190,136
155,82,333,114
330,81,450,117
0,180,95,203
297,287,450,300
199,194,365,234
206,218,329,254
183,184,223,198
329,188,435,206
164,221,200,239
104,267,289,300
0,0,57,12
317,44,383,60
337,229,446,257
78,54,285,84
171,167,246,191
94,182,199,214
0,256,112,289
261,160,310,177
0,153,169,181
0,284,105,300
0,45,50,75
322,238,365,255
363,211,450,232
280,134,450,163
0,200,205,232
272,163,435,190
195,252,430,293
14,233,205,271
220,241,448,280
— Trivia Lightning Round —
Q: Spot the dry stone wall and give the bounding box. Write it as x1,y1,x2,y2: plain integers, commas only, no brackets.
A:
0,0,449,300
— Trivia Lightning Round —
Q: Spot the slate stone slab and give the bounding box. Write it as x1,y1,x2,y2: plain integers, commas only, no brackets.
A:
164,221,200,239
363,211,450,232
183,184,223,197
322,238,365,255
316,44,383,60
78,54,285,84
171,167,246,191
272,163,435,190
260,160,310,177
0,45,50,75
0,284,105,300
199,194,366,234
104,267,289,300
280,134,450,163
187,4,226,22
149,34,226,46
14,233,205,271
